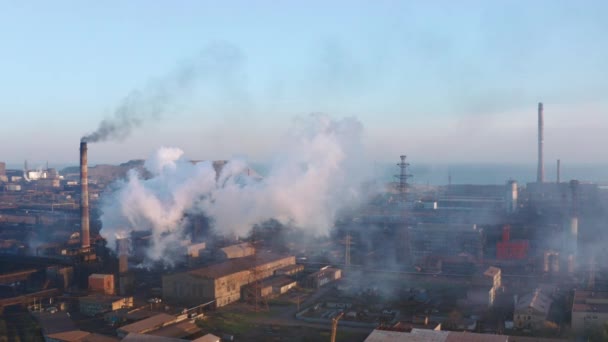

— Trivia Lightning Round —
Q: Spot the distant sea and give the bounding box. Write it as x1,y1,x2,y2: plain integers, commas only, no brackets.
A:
7,162,607,186
251,162,608,186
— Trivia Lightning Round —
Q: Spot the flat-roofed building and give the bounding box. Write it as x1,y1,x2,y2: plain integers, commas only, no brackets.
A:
79,295,133,317
274,264,304,276
305,267,342,288
162,252,295,307
572,290,608,333
148,320,201,339
117,313,180,338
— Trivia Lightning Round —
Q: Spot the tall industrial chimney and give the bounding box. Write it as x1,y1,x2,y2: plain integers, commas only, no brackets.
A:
80,140,90,249
537,102,544,183
557,159,561,183
117,238,129,274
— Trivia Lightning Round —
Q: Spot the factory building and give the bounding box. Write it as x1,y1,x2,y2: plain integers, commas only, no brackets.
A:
217,242,255,259
468,266,502,308
305,267,342,288
408,223,484,264
79,295,133,317
496,225,529,260
514,288,553,330
162,252,295,307
186,242,207,258
88,274,115,295
117,313,182,338
571,290,608,333
274,264,304,276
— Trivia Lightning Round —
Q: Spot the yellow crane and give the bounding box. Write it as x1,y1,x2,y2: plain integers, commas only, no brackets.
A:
331,311,344,342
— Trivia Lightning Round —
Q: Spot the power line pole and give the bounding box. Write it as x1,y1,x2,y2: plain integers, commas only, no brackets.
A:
395,155,413,205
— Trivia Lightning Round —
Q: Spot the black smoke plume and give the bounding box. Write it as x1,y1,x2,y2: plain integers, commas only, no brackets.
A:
82,43,244,143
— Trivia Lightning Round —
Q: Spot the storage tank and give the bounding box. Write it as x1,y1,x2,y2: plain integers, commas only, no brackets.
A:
505,180,518,213
567,254,575,274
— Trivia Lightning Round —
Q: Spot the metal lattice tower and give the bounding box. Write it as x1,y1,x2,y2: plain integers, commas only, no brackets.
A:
395,155,413,204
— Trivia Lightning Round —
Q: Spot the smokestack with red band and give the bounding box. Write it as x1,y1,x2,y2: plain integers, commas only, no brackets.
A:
80,140,90,249
537,102,544,183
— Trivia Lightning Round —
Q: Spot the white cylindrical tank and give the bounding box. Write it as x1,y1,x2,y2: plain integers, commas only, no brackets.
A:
567,254,575,274
570,216,578,237
550,253,560,274
505,180,518,213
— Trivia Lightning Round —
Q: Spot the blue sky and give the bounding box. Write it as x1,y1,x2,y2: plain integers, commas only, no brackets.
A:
1,1,607,165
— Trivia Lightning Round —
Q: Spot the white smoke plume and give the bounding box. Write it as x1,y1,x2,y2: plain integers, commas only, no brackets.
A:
99,114,367,266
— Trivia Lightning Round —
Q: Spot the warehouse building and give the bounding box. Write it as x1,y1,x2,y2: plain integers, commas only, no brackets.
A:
305,267,342,288
571,290,608,333
242,275,297,300
79,295,133,317
117,313,182,338
274,264,304,276
514,288,552,330
162,252,295,307
217,242,255,259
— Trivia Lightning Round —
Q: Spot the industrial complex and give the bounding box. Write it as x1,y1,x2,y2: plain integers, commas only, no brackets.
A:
0,102,607,341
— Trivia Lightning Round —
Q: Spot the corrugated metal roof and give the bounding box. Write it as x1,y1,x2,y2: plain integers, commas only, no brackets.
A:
186,253,294,279
46,330,90,341
118,313,177,334
515,288,552,314
483,266,501,277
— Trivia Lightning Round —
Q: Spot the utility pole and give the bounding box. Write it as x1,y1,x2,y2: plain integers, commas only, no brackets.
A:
331,312,344,342
345,233,351,267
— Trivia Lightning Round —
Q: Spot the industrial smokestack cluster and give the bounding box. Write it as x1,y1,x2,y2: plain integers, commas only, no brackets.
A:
537,102,544,183
80,140,91,249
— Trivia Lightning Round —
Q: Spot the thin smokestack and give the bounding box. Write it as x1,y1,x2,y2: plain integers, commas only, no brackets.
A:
537,102,544,183
557,159,561,183
80,140,90,249
117,238,128,274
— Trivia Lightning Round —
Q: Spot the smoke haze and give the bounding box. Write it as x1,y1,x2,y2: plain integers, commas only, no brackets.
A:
82,43,244,143
99,114,368,266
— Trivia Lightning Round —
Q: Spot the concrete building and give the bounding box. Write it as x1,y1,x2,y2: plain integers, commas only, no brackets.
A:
88,274,114,295
45,331,119,342
274,264,304,276
148,320,201,340
243,275,297,300
162,252,295,307
468,266,502,308
79,295,133,317
217,242,255,259
571,290,608,333
364,328,563,341
117,313,181,338
305,267,342,288
408,224,484,263
514,288,552,330
186,242,206,258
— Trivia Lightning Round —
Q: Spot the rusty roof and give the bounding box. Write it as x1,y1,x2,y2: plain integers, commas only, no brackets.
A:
186,253,294,279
